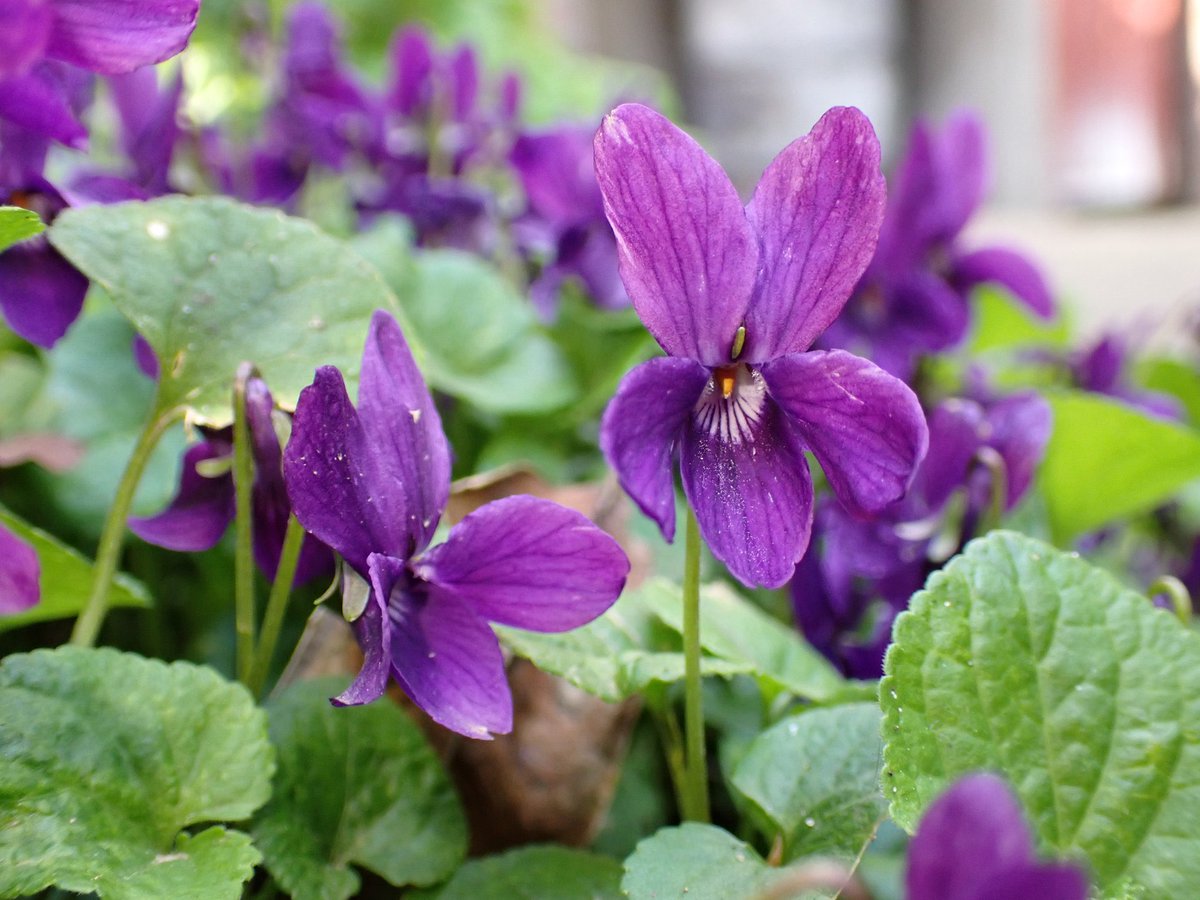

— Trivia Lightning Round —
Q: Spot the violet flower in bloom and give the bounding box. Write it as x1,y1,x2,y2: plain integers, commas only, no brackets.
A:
0,114,90,347
129,374,333,586
1070,333,1182,420
596,103,928,588
511,123,628,318
0,0,200,147
0,523,39,615
821,111,1054,380
792,391,1051,678
907,773,1089,899
283,311,629,737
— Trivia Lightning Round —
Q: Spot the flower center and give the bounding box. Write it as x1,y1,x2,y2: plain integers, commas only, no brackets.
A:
694,363,767,444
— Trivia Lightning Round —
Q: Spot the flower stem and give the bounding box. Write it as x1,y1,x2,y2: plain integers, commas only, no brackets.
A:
233,365,257,687
70,404,181,647
248,514,305,696
681,504,710,822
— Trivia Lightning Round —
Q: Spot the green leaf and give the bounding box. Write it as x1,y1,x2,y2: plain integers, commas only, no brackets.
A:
21,309,185,535
352,223,577,415
252,678,467,900
1041,390,1200,542
638,577,852,703
968,284,1070,352
0,205,44,252
48,196,398,426
1137,356,1200,426
731,702,887,863
622,823,784,900
0,506,148,632
414,845,623,900
881,530,1200,896
496,584,748,703
0,647,273,898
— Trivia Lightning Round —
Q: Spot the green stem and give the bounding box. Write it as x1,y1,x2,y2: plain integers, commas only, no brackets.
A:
71,404,181,647
248,514,305,696
681,505,710,822
1148,574,1192,625
233,365,257,687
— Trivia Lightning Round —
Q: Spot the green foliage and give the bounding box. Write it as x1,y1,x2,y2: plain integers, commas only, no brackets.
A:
1040,390,1200,542
353,223,578,415
415,845,623,899
968,284,1070,353
731,703,887,864
0,507,148,632
0,647,273,898
48,197,399,427
621,823,784,899
496,581,747,703
881,530,1200,896
1137,355,1200,426
638,577,855,703
252,678,467,900
0,205,44,252
14,309,184,537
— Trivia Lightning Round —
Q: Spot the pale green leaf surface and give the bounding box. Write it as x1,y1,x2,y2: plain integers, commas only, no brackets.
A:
352,225,577,415
252,678,466,900
0,507,148,632
0,205,44,252
496,584,748,703
732,703,887,863
49,197,398,426
1041,390,1200,542
881,530,1200,896
414,845,622,900
0,647,272,897
638,577,850,702
622,823,785,900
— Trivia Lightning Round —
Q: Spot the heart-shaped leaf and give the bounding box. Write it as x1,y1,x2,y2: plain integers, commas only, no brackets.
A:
0,205,43,252
49,196,399,426
882,530,1200,897
0,647,273,898
252,678,467,900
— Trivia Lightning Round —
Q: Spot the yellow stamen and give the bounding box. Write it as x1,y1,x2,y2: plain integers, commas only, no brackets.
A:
714,365,737,399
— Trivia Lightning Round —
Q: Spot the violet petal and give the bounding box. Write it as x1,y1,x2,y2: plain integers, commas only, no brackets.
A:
128,440,235,551
907,773,1089,900
743,106,886,361
415,495,628,632
389,575,513,739
0,522,40,614
953,245,1055,319
357,309,449,556
600,356,710,543
0,67,87,148
915,399,986,515
984,391,1053,508
594,103,758,365
283,366,400,574
45,0,200,75
387,25,433,116
331,554,394,707
0,0,52,82
762,349,927,517
0,237,89,347
680,395,814,589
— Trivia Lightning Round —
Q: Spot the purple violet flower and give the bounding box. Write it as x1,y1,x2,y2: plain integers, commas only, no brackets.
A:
792,391,1051,678
0,172,89,348
595,103,928,588
907,773,1089,900
821,111,1055,380
0,0,200,147
283,310,630,737
0,522,39,615
1071,333,1183,420
129,374,334,586
511,123,628,318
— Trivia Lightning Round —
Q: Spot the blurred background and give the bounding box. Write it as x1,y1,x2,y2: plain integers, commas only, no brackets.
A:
533,0,1200,341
